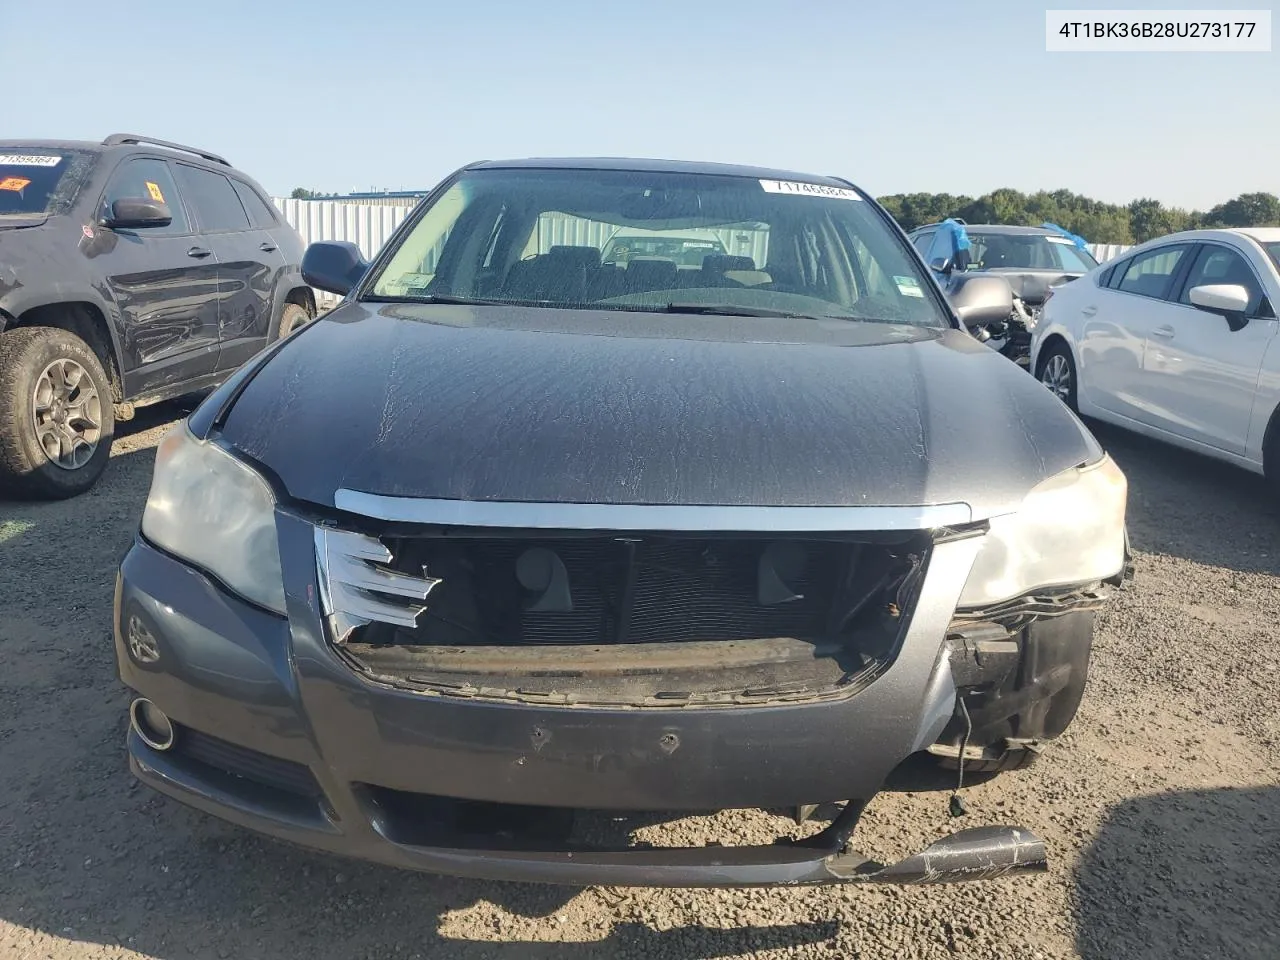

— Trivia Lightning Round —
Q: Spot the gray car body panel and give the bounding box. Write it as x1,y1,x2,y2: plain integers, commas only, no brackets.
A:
216,302,1101,520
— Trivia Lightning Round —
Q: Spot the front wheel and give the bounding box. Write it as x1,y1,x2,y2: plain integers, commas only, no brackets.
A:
1036,341,1078,412
276,303,311,340
0,326,115,499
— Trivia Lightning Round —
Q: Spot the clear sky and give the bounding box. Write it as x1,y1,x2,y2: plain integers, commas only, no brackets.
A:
8,0,1277,209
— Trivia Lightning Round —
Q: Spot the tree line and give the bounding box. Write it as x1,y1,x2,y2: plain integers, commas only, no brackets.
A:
877,189,1280,245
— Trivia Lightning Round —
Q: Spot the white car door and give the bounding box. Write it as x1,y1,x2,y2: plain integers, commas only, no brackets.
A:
1077,243,1194,422
1138,241,1278,455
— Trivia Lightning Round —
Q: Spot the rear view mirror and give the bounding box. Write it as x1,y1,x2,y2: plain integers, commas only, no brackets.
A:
1188,283,1250,331
947,274,1014,328
302,241,370,297
105,198,172,229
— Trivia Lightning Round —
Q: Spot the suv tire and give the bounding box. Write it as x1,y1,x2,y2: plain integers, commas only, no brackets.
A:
277,303,310,339
0,326,115,500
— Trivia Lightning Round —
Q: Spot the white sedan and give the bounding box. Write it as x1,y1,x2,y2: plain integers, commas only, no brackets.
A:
1030,228,1280,484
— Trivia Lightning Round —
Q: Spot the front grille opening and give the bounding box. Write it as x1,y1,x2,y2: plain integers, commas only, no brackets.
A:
336,531,929,707
361,784,832,851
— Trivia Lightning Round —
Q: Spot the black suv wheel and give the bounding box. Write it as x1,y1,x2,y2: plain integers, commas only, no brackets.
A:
0,326,116,499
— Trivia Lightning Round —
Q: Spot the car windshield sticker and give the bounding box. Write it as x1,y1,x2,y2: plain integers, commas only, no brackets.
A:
145,181,165,203
0,177,31,192
759,179,861,201
0,154,62,167
894,276,924,297
1046,236,1075,245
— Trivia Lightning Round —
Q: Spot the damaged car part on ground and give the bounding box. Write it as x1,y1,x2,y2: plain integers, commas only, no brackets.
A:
114,158,1130,887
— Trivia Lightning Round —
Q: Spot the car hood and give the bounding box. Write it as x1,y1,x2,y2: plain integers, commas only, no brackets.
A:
972,269,1086,305
217,302,1101,520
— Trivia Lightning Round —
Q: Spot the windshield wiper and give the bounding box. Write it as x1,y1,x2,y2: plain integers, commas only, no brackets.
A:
361,292,525,306
659,302,862,322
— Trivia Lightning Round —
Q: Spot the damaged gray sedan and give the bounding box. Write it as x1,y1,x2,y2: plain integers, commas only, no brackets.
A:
114,158,1130,887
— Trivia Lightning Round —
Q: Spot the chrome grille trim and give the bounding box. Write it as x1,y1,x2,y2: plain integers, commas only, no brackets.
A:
332,492,973,532
315,527,441,642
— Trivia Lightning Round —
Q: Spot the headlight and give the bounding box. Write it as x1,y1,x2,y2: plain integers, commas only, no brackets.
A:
958,455,1127,608
141,424,286,615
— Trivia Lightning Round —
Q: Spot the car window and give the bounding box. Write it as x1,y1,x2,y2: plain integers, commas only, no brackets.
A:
1178,245,1264,314
1047,238,1098,272
367,168,950,329
173,164,251,233
1261,240,1280,272
231,179,280,229
0,148,97,217
1116,245,1189,300
100,158,189,235
911,232,934,256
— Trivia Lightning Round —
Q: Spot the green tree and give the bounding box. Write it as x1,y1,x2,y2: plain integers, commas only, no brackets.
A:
289,187,319,200
1205,192,1280,228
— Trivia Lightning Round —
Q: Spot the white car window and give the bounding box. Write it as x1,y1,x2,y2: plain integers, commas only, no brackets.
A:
1177,245,1264,315
1116,245,1190,300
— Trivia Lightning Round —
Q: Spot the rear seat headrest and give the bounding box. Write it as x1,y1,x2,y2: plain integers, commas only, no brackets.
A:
548,245,602,268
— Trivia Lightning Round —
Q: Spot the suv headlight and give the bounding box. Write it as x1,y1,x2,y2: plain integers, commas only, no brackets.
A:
141,424,286,615
959,455,1127,608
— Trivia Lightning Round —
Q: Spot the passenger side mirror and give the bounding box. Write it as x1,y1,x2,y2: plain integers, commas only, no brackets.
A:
302,241,370,297
947,274,1014,329
929,256,953,275
1188,283,1250,331
104,198,172,230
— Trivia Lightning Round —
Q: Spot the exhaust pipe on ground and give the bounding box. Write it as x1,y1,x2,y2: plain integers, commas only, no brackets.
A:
129,697,176,752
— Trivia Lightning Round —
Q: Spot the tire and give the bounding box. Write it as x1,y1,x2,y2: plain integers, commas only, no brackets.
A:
276,303,311,340
1036,339,1078,412
0,326,115,500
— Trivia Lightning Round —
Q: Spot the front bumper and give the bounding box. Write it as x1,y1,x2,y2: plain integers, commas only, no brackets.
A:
114,510,1048,887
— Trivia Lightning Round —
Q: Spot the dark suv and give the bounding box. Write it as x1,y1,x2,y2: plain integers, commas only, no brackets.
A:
0,134,313,499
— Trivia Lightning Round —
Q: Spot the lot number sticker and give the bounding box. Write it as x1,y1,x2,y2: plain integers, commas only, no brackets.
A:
894,276,924,297
0,154,62,167
145,181,165,203
759,179,862,201
0,177,31,192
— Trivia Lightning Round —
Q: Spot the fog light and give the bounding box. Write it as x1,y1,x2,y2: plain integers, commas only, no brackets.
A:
130,698,176,751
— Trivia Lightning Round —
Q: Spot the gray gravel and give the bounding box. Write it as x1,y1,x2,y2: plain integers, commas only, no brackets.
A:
1,407,1277,959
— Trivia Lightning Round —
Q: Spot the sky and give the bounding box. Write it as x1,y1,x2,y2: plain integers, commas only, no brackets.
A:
8,0,1278,209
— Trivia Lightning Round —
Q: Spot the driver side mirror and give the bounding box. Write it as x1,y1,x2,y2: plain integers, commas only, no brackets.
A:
1188,283,1250,331
103,198,172,230
947,274,1014,329
929,256,953,275
302,241,370,297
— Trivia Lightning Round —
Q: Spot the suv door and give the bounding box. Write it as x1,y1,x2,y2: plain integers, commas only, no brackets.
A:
95,156,221,395
1138,241,1278,454
172,163,277,372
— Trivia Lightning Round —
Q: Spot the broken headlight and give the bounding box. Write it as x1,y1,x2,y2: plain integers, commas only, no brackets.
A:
141,424,286,615
958,455,1127,608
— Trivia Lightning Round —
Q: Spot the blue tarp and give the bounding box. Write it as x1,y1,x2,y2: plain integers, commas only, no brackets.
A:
1039,222,1088,249
924,219,971,284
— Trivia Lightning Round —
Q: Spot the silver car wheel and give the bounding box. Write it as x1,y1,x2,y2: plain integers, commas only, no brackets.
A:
31,358,103,470
1040,353,1072,403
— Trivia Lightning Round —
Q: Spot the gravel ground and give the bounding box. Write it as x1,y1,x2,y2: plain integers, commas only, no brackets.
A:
1,406,1277,960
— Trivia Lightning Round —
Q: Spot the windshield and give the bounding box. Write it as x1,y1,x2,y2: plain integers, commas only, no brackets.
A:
365,168,950,328
0,149,97,217
967,232,1098,273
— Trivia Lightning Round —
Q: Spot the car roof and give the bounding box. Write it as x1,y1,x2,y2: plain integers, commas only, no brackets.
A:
911,222,1061,237
468,156,858,188
0,137,238,172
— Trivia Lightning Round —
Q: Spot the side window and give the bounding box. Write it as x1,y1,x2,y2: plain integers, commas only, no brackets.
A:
1177,245,1264,315
912,232,934,256
231,180,279,229
174,164,251,233
1098,264,1117,287
100,158,189,234
1116,245,1189,300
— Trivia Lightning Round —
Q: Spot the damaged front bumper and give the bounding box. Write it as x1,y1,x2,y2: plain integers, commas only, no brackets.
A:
130,733,1045,886
115,511,1054,889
